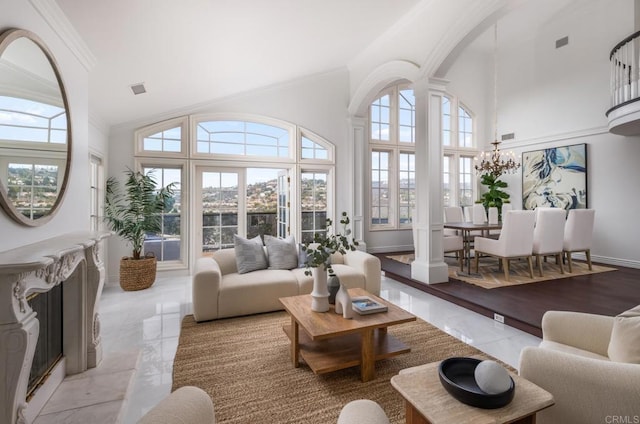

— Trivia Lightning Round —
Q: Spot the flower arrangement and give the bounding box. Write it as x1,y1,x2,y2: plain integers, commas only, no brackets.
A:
303,211,359,276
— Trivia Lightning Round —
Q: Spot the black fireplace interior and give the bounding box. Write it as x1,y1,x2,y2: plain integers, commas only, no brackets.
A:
26,284,63,400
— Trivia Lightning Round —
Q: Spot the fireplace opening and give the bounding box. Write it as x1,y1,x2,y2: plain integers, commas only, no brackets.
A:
26,284,63,401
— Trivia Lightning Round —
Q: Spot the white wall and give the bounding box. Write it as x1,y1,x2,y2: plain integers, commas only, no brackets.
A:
0,1,91,252
448,0,640,267
106,69,353,279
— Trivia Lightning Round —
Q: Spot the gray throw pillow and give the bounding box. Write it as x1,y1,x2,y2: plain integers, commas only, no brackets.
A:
264,235,298,270
234,235,267,274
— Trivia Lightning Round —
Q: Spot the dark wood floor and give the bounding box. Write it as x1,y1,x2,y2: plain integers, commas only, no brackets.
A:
377,252,640,337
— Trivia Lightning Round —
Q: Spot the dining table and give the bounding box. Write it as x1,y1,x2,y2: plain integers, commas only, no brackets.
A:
443,221,502,275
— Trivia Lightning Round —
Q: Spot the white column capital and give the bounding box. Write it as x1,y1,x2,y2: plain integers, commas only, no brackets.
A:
411,77,450,96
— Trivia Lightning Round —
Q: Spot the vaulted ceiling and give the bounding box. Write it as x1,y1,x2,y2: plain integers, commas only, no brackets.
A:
55,0,579,129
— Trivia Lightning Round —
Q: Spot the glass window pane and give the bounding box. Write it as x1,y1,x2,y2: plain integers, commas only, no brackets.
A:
196,120,288,157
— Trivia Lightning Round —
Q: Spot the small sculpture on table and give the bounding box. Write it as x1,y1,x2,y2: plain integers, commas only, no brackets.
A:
334,284,354,319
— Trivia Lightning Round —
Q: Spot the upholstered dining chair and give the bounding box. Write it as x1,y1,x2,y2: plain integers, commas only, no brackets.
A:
444,206,464,236
563,209,595,272
472,203,487,224
474,210,536,281
532,208,566,277
443,234,464,269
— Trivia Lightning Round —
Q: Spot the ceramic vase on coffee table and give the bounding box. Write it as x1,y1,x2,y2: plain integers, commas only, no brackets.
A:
311,267,330,312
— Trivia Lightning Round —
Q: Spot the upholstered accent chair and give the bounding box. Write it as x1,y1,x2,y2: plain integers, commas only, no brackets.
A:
474,210,536,281
532,207,566,276
563,208,595,272
138,386,216,424
519,307,640,424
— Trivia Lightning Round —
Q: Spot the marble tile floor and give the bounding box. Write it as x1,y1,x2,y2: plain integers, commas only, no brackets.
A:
34,273,541,424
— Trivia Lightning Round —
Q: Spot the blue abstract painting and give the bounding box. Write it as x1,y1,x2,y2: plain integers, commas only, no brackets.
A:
522,143,587,210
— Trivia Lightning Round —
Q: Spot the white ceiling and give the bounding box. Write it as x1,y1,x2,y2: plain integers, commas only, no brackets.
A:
55,0,583,129
56,0,421,128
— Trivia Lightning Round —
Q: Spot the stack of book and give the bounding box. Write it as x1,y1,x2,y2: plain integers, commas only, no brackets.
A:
351,296,388,315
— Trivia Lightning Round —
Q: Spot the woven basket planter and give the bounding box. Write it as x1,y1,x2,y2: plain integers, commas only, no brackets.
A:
119,255,157,291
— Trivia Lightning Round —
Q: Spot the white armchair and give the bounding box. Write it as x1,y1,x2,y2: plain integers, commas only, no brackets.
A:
474,210,536,281
138,386,216,424
519,309,640,424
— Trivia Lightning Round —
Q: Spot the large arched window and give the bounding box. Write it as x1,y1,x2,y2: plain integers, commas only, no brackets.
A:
368,84,415,230
134,114,335,270
442,96,477,208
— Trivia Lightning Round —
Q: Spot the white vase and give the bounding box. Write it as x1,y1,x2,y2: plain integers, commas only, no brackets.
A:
310,267,330,312
488,207,499,224
334,284,354,319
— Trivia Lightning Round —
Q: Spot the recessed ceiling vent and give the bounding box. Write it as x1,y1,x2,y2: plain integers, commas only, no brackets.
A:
556,36,569,49
130,82,146,95
501,133,515,141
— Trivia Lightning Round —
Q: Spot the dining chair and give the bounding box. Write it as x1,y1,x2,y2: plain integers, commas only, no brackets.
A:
532,208,566,277
443,234,464,269
444,206,464,236
472,203,487,224
501,203,513,217
474,210,536,281
563,209,596,272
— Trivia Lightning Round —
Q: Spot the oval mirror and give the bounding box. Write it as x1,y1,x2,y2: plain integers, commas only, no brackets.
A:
0,28,71,226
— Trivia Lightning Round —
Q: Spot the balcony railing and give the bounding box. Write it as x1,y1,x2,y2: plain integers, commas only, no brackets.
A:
608,30,640,114
606,30,640,135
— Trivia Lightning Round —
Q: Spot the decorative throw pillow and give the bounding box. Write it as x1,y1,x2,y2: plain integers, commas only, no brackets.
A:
607,304,640,363
264,235,298,270
234,235,268,274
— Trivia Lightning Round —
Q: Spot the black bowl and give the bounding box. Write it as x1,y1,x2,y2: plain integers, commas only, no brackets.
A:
438,357,515,409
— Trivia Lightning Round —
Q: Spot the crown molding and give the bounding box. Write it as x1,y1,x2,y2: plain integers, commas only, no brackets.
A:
29,0,96,71
499,126,609,151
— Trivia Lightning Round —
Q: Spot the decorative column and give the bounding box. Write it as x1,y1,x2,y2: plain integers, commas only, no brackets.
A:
0,231,110,424
348,116,367,251
410,78,449,284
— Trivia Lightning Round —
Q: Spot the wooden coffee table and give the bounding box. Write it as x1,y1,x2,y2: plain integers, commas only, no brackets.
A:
391,360,554,423
280,288,416,382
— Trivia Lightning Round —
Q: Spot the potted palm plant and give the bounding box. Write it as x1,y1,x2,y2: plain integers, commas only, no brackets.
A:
104,169,175,291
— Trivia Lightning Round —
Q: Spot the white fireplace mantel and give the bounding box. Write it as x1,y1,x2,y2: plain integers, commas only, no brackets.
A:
0,231,110,424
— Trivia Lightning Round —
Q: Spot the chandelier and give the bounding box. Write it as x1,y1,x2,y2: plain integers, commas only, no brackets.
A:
474,23,521,178
474,139,520,177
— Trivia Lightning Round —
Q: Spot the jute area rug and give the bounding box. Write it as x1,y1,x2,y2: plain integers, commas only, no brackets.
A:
386,253,616,289
172,311,494,424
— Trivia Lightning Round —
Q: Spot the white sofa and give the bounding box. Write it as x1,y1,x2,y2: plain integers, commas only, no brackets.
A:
519,309,640,424
192,248,381,322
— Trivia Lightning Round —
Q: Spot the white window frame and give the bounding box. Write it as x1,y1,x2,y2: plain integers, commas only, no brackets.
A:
134,113,336,271
134,158,189,271
135,116,189,158
368,84,415,231
89,153,104,231
443,95,478,208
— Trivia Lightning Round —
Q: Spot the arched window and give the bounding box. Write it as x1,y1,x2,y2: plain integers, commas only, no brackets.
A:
368,84,415,230
134,114,335,270
442,96,477,207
